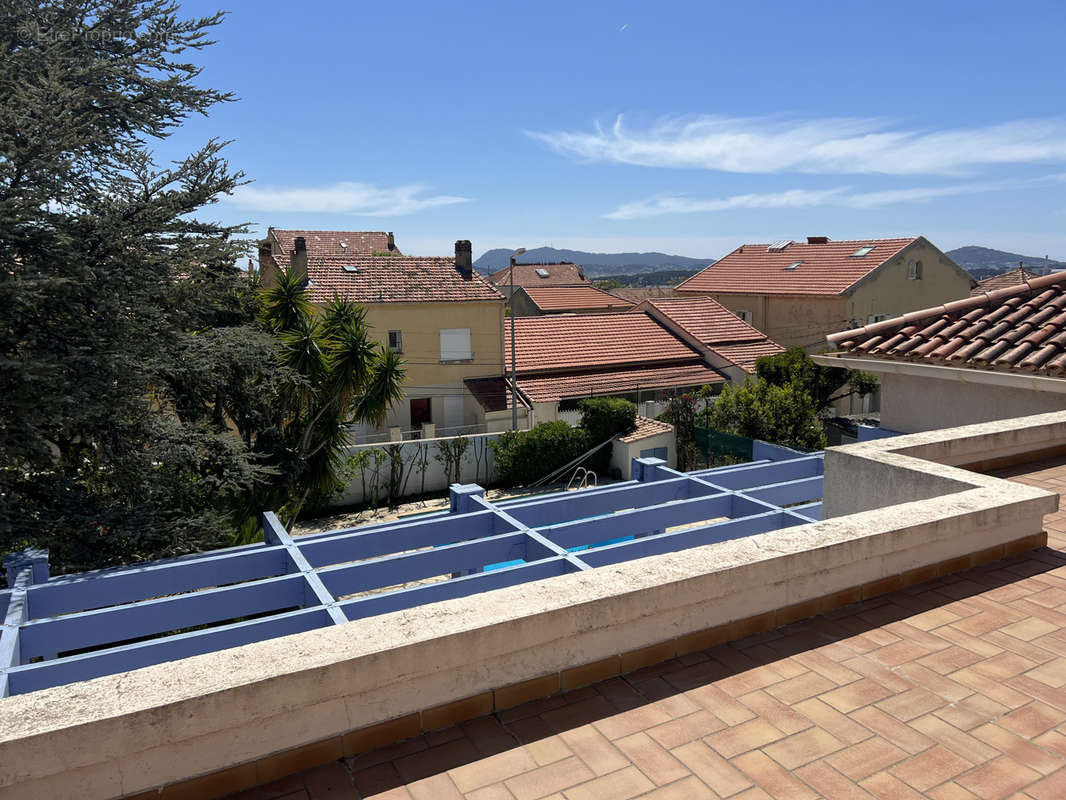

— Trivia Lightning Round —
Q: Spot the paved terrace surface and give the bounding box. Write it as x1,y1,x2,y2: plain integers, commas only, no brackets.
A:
234,458,1066,800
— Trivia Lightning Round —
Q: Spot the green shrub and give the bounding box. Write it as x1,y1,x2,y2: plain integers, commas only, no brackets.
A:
579,397,637,472
490,421,592,485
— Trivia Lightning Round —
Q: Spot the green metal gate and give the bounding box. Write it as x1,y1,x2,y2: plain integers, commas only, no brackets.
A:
694,428,753,465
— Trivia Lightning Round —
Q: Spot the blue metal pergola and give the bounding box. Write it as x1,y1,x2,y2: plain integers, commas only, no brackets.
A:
0,451,823,698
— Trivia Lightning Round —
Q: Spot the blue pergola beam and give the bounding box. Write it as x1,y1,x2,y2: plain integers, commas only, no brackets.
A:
578,510,804,568
262,513,347,626
25,546,291,619
538,493,734,550
504,477,706,527
6,607,333,696
788,501,823,521
695,456,823,491
742,475,824,507
339,556,577,622
298,510,502,568
18,573,308,661
318,532,530,598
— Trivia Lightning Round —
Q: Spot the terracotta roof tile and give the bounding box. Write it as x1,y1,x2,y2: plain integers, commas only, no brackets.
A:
676,237,920,296
506,312,700,374
710,341,787,372
269,229,397,258
515,363,725,404
827,270,1066,376
487,262,588,287
521,286,634,312
970,266,1040,296
617,416,674,443
303,255,503,304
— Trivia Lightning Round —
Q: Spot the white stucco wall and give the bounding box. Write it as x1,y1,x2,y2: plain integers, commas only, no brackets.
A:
879,372,1066,433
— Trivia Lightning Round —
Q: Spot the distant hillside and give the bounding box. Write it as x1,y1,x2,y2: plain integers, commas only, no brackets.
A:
475,246,714,277
592,269,701,288
947,246,1065,279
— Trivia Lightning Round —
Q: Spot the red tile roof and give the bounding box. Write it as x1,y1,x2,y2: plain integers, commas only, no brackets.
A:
609,287,681,303
827,271,1066,375
269,229,397,258
487,262,588,287
617,415,674,443
970,266,1041,296
521,286,634,313
516,363,724,403
676,237,920,296
637,297,785,373
643,297,769,344
505,312,701,374
302,255,503,304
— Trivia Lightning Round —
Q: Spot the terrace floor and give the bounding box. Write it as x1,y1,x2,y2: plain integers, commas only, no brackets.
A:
234,457,1066,800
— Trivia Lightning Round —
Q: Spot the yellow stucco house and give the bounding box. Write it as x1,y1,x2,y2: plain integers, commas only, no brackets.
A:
676,236,974,352
260,230,519,440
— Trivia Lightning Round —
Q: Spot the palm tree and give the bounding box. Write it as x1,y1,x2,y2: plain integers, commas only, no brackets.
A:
259,269,406,528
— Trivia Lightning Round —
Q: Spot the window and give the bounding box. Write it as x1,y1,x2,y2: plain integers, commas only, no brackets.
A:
387,330,403,353
784,261,802,271
850,246,876,257
908,259,923,280
535,268,550,278
734,309,753,324
440,328,472,361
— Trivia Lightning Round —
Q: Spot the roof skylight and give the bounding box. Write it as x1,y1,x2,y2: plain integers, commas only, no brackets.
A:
342,265,358,273
536,268,550,278
784,261,802,271
850,246,876,257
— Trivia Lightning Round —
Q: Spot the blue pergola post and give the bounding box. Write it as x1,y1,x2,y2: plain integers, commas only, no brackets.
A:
633,458,669,535
0,549,47,697
4,548,48,587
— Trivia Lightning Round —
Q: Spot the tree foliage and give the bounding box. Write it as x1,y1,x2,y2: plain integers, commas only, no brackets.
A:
755,347,877,415
579,397,636,472
489,422,592,486
0,1,275,571
704,381,827,451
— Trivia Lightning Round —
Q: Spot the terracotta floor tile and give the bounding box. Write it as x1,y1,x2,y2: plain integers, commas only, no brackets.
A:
1033,729,1066,759
764,670,838,705
503,756,594,800
671,741,752,797
1002,618,1061,642
613,732,688,786
733,749,818,800
736,689,813,734
825,737,909,781
919,645,987,675
560,765,653,800
955,755,1041,800
465,785,515,800
762,726,845,769
971,723,1065,775
972,652,1041,680
634,774,718,799
449,747,537,794
876,687,948,722
646,710,727,750
910,713,1001,763
1024,657,1066,687
1029,767,1066,800
794,760,878,800
558,726,629,775
999,702,1065,738
924,782,980,800
858,770,927,800
685,683,758,725
393,738,481,785
792,697,875,744
889,745,974,793
933,694,1010,731
592,702,673,741
406,773,463,800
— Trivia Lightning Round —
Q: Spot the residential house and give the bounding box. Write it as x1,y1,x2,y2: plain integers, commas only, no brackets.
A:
486,261,588,300
500,297,783,422
675,236,974,351
260,233,518,438
510,285,634,316
814,271,1066,432
970,264,1040,296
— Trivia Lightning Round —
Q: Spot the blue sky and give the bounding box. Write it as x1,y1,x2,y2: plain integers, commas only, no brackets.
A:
171,0,1066,261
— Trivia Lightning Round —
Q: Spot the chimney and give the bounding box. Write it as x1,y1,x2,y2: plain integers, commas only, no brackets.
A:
807,236,829,244
455,240,473,279
291,236,308,282
387,232,396,252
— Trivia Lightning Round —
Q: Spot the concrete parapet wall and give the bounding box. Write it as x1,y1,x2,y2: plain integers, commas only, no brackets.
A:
0,415,1062,799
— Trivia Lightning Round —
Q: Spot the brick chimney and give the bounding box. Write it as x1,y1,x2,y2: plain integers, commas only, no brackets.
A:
387,232,396,252
455,240,473,279
291,236,308,282
807,236,829,244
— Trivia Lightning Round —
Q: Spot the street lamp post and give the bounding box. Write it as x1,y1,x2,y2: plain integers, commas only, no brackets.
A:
509,247,526,430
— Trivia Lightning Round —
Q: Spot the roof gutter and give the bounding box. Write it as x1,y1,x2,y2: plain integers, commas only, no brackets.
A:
811,352,1066,395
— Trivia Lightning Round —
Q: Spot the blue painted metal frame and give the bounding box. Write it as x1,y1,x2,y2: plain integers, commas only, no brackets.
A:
0,449,823,697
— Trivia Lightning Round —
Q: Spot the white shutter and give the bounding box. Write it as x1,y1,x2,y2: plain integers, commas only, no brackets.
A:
440,328,472,360
444,395,464,430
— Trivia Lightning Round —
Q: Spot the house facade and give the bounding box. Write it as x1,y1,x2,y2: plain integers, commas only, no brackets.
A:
260,232,520,439
815,271,1066,433
676,236,974,351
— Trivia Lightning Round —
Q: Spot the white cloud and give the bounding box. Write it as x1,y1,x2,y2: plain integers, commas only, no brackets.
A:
529,115,1066,175
228,182,468,216
604,181,1008,220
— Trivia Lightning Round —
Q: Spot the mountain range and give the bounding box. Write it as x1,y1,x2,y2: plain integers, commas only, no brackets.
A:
475,247,714,277
945,246,1065,278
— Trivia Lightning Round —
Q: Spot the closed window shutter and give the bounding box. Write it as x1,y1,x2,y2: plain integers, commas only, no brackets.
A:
440,328,472,360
